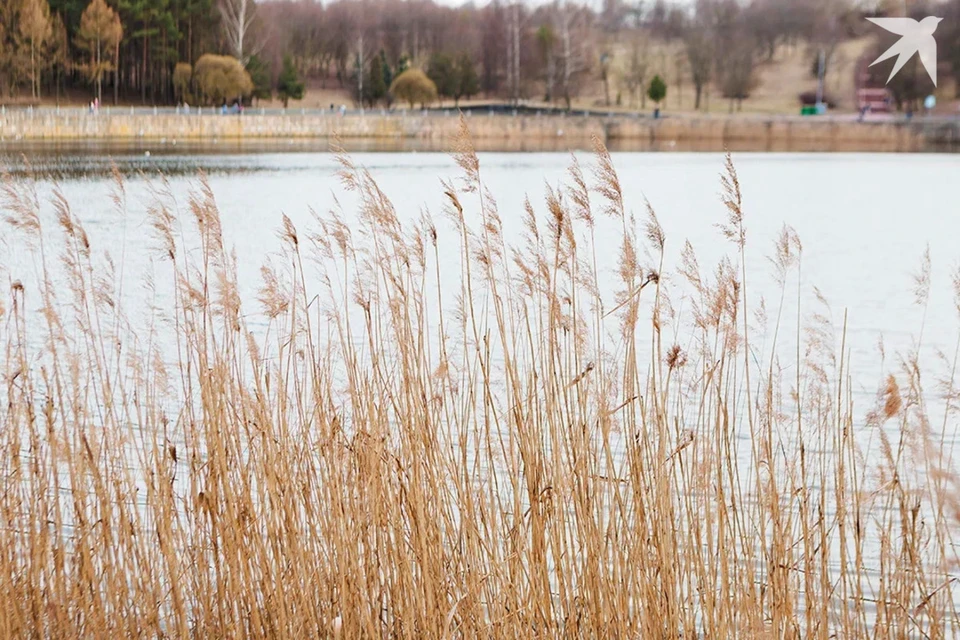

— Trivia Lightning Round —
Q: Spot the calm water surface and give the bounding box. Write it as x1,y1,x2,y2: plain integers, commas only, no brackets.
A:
4,148,957,380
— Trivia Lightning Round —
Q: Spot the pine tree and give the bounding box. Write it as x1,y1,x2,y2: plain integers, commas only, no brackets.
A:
0,1,22,97
380,50,393,103
246,54,272,104
426,52,455,103
366,51,386,106
647,74,666,107
395,54,410,77
454,52,478,106
277,54,304,108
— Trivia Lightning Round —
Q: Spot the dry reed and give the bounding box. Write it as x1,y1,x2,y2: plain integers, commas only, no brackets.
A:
1,123,960,638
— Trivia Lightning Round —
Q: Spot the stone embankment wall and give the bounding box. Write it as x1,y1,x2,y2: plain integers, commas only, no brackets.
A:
2,108,958,152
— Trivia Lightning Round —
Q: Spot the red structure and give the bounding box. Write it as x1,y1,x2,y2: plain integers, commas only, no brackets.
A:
857,88,892,112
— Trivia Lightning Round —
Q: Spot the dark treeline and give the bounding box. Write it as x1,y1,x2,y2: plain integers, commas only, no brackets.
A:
2,0,960,110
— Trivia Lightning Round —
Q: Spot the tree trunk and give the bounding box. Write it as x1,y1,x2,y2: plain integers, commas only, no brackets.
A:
31,43,38,100
694,83,702,110
96,37,103,103
545,53,554,103
512,3,520,105
142,36,148,104
562,12,570,109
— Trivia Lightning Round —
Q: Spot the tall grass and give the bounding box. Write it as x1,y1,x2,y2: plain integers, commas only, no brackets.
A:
2,121,960,637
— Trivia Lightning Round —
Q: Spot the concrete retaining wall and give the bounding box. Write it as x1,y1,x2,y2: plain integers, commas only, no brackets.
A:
2,109,957,152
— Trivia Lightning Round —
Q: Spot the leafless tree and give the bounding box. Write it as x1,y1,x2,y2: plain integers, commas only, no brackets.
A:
508,2,522,104
219,0,258,63
536,23,557,102
555,0,590,110
623,37,649,108
719,38,757,112
356,30,365,106
683,22,712,110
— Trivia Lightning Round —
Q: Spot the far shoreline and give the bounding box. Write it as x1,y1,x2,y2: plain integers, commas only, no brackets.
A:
2,109,959,154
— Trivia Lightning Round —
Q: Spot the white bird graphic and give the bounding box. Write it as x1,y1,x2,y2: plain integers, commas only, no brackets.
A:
867,16,942,86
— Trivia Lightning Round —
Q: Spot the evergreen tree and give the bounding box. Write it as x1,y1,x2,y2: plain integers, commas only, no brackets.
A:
365,51,386,106
380,49,393,101
277,54,304,107
647,74,666,107
426,52,455,102
395,54,410,77
48,11,68,102
454,52,478,106
48,0,87,37
246,53,272,104
0,1,21,97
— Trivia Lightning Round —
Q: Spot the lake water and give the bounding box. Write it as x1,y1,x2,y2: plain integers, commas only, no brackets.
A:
4,148,959,388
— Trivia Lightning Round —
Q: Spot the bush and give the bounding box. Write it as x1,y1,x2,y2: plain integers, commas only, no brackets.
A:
798,90,837,109
173,62,192,103
193,54,253,105
389,68,438,108
647,74,667,105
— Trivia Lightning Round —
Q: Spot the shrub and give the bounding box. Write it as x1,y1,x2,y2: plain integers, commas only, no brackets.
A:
389,68,438,108
193,53,252,105
173,62,192,103
798,90,837,109
647,74,667,105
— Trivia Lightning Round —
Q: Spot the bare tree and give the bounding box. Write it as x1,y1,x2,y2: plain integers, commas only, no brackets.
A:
536,24,557,102
623,37,649,108
508,2,522,104
719,38,757,112
356,30,365,107
219,0,257,63
555,0,589,110
481,1,507,94
599,50,612,106
674,49,687,109
601,0,626,33
683,23,712,110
